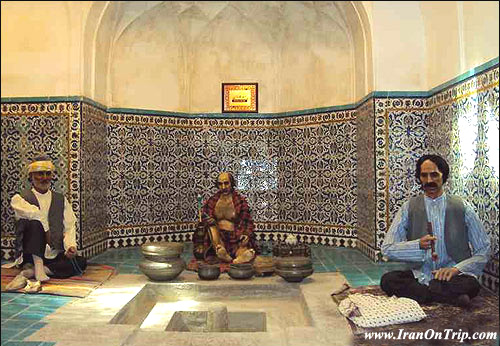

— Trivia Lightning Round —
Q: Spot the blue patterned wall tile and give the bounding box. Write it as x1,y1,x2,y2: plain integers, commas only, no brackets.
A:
1,102,81,251
81,103,109,256
1,66,498,295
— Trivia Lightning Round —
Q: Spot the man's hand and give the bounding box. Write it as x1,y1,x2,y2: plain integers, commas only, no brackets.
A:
65,246,77,259
239,235,249,247
205,217,216,226
432,267,460,281
419,235,437,250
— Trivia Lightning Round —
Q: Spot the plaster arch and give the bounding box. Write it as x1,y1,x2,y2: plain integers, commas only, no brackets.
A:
83,1,374,111
83,1,122,105
83,1,107,100
348,1,374,97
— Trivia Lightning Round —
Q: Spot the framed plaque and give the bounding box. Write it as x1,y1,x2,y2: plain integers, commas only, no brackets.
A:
222,83,258,113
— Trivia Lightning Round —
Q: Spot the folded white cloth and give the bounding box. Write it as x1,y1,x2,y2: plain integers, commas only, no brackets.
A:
338,293,426,328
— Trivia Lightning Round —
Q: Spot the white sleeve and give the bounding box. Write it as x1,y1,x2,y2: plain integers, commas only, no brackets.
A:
63,197,77,251
10,194,49,232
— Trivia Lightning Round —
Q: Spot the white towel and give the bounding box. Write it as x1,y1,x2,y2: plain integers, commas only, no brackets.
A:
338,293,426,328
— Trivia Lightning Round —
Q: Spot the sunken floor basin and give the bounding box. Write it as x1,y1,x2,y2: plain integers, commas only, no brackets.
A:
109,282,311,332
28,272,353,346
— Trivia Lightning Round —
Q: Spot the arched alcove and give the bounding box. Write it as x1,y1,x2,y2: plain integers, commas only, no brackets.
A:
83,1,374,111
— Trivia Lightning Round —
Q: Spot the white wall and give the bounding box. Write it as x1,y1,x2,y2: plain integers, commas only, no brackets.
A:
420,1,461,89
1,1,91,97
110,1,354,113
1,1,70,96
370,1,428,91
462,1,499,71
1,1,498,108
421,1,499,89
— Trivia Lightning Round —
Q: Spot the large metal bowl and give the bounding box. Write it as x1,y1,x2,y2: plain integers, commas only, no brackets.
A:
275,256,312,269
139,258,185,281
141,242,184,262
275,267,314,283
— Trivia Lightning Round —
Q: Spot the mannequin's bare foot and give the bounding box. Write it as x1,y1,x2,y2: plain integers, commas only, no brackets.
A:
5,274,28,291
233,249,255,264
216,245,233,263
23,280,42,293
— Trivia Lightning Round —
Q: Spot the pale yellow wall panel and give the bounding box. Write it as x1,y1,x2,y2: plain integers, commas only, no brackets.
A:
370,1,427,91
1,1,498,109
462,1,499,71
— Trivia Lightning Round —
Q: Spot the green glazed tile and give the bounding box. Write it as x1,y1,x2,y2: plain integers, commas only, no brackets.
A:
10,328,39,341
13,311,47,320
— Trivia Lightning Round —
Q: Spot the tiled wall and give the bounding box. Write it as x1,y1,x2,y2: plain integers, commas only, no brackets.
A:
1,103,358,259
368,65,499,292
1,63,498,292
427,67,499,257
356,99,377,259
80,103,109,258
103,110,358,250
1,102,82,259
373,97,429,256
427,67,499,292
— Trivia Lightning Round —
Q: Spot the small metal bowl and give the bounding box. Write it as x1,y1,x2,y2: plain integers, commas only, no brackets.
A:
198,264,221,280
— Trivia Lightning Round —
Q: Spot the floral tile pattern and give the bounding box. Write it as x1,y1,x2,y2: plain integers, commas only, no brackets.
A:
103,110,358,249
427,67,499,258
356,98,377,259
0,65,498,293
0,102,81,259
80,103,109,258
373,97,428,255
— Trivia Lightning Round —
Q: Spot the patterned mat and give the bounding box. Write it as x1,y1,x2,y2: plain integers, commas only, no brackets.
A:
186,256,276,276
186,258,231,273
1,264,117,298
332,285,499,346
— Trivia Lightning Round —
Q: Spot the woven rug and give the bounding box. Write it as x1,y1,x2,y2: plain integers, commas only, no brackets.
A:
1,264,117,298
186,258,231,273
332,285,499,346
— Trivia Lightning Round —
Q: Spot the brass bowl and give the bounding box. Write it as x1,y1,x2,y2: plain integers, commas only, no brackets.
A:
228,263,254,280
275,256,313,269
139,258,185,281
141,241,184,262
275,267,314,283
198,264,221,280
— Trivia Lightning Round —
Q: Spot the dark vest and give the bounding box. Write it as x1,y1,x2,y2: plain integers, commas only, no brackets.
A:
18,189,65,251
408,194,471,263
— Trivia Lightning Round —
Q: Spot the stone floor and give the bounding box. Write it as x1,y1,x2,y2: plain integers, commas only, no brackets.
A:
0,243,415,346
